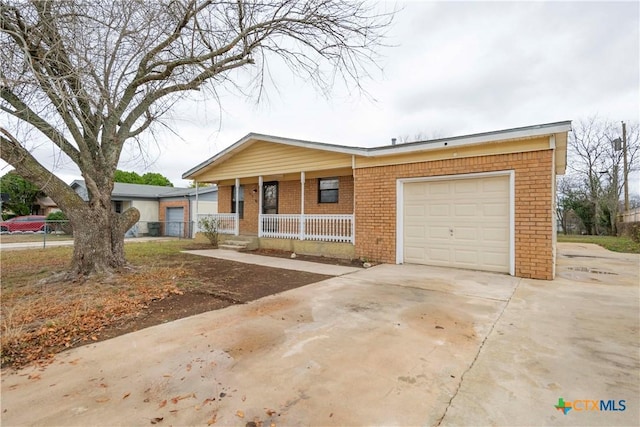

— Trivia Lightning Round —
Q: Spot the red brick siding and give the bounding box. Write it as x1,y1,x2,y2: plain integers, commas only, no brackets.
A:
354,150,555,280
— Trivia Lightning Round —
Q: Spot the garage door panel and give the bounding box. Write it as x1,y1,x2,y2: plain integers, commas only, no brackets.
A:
405,204,425,217
454,226,478,241
428,182,451,195
454,203,478,216
483,203,509,217
428,226,450,239
427,248,450,263
403,175,510,273
429,203,450,216
454,180,478,194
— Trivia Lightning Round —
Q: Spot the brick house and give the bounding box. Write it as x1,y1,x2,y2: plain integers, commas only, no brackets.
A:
183,121,571,280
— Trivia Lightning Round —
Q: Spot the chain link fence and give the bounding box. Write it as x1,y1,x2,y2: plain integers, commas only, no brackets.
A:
1,220,195,248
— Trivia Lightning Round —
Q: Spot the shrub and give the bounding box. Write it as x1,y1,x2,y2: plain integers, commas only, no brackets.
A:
198,216,220,248
46,211,72,235
617,222,640,243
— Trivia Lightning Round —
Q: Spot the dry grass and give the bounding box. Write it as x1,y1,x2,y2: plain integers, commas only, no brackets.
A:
0,241,199,368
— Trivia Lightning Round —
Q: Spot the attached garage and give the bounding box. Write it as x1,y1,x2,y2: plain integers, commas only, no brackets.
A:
398,172,513,274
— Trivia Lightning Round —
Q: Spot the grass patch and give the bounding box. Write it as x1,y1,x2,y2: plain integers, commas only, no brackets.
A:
0,233,73,244
1,240,200,368
557,234,640,254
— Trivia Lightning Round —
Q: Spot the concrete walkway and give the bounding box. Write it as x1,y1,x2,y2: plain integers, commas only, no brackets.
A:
1,243,638,426
185,248,362,276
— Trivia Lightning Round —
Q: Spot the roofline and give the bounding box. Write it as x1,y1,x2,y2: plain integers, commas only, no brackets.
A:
182,133,366,179
182,120,572,179
368,120,573,156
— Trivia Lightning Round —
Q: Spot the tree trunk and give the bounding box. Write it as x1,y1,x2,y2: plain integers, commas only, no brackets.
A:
67,205,140,277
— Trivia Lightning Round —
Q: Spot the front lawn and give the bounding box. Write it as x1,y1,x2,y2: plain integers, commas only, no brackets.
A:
557,234,640,254
1,241,330,369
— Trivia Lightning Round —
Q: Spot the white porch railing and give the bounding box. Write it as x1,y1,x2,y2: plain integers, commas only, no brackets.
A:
260,214,354,243
196,213,238,235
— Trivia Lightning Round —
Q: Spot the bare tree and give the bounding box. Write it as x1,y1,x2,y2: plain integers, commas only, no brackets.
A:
0,0,393,277
566,116,640,235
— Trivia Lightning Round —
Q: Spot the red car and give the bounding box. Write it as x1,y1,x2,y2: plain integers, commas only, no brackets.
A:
0,215,48,232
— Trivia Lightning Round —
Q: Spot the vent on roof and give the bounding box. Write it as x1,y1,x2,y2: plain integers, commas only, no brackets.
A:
391,138,397,146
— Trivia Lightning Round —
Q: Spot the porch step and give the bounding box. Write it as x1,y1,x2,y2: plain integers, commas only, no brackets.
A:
219,242,249,252
219,235,259,250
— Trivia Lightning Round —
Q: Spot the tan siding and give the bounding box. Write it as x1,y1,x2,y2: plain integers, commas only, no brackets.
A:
355,137,550,168
195,141,353,182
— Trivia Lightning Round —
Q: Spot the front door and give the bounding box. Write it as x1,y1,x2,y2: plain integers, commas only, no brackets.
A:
263,181,278,214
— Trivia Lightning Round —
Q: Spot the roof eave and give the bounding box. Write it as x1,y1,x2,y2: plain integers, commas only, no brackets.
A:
368,121,573,156
182,132,365,179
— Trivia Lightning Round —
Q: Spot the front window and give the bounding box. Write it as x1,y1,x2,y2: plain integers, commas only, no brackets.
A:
318,178,339,203
231,185,244,219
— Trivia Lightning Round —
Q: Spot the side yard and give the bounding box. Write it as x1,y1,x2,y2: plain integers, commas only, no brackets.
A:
557,234,640,253
1,241,331,368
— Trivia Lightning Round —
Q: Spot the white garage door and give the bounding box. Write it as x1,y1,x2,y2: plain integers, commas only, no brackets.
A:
402,174,511,273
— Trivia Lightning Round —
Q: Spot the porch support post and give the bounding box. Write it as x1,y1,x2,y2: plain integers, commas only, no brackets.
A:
258,176,263,237
300,172,305,240
194,181,199,238
234,178,240,236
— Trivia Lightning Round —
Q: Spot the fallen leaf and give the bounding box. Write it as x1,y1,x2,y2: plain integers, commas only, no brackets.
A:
207,413,217,425
150,417,163,424
241,395,246,402
186,363,192,372
91,336,98,341
99,383,108,388
123,392,131,399
95,397,110,403
27,373,41,380
158,399,167,408
236,410,244,418
265,409,276,416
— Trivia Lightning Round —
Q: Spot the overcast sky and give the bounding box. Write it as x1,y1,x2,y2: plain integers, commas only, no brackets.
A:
2,1,639,191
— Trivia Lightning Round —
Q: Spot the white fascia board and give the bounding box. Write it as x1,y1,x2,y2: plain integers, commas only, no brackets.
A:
369,122,573,157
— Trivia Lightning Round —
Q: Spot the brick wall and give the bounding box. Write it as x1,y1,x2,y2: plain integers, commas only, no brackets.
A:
354,150,555,280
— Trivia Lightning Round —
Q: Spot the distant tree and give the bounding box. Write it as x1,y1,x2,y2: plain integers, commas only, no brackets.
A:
114,170,173,187
566,117,639,235
188,181,211,188
0,171,42,216
140,173,173,187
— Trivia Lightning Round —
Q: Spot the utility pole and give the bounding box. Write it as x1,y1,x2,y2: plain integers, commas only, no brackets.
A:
622,121,629,212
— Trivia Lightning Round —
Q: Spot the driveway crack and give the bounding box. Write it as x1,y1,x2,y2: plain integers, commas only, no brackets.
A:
433,277,523,426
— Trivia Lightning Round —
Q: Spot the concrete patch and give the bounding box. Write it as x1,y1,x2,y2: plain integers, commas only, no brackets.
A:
184,249,361,275
440,243,640,426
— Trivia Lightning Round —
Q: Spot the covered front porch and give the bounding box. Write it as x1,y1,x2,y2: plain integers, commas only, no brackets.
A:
197,170,355,244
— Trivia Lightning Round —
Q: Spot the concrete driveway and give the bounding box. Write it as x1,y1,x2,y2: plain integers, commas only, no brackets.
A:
2,243,638,426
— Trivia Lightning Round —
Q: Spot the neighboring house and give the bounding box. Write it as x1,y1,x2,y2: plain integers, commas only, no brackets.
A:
34,196,60,216
70,181,218,237
184,120,572,280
